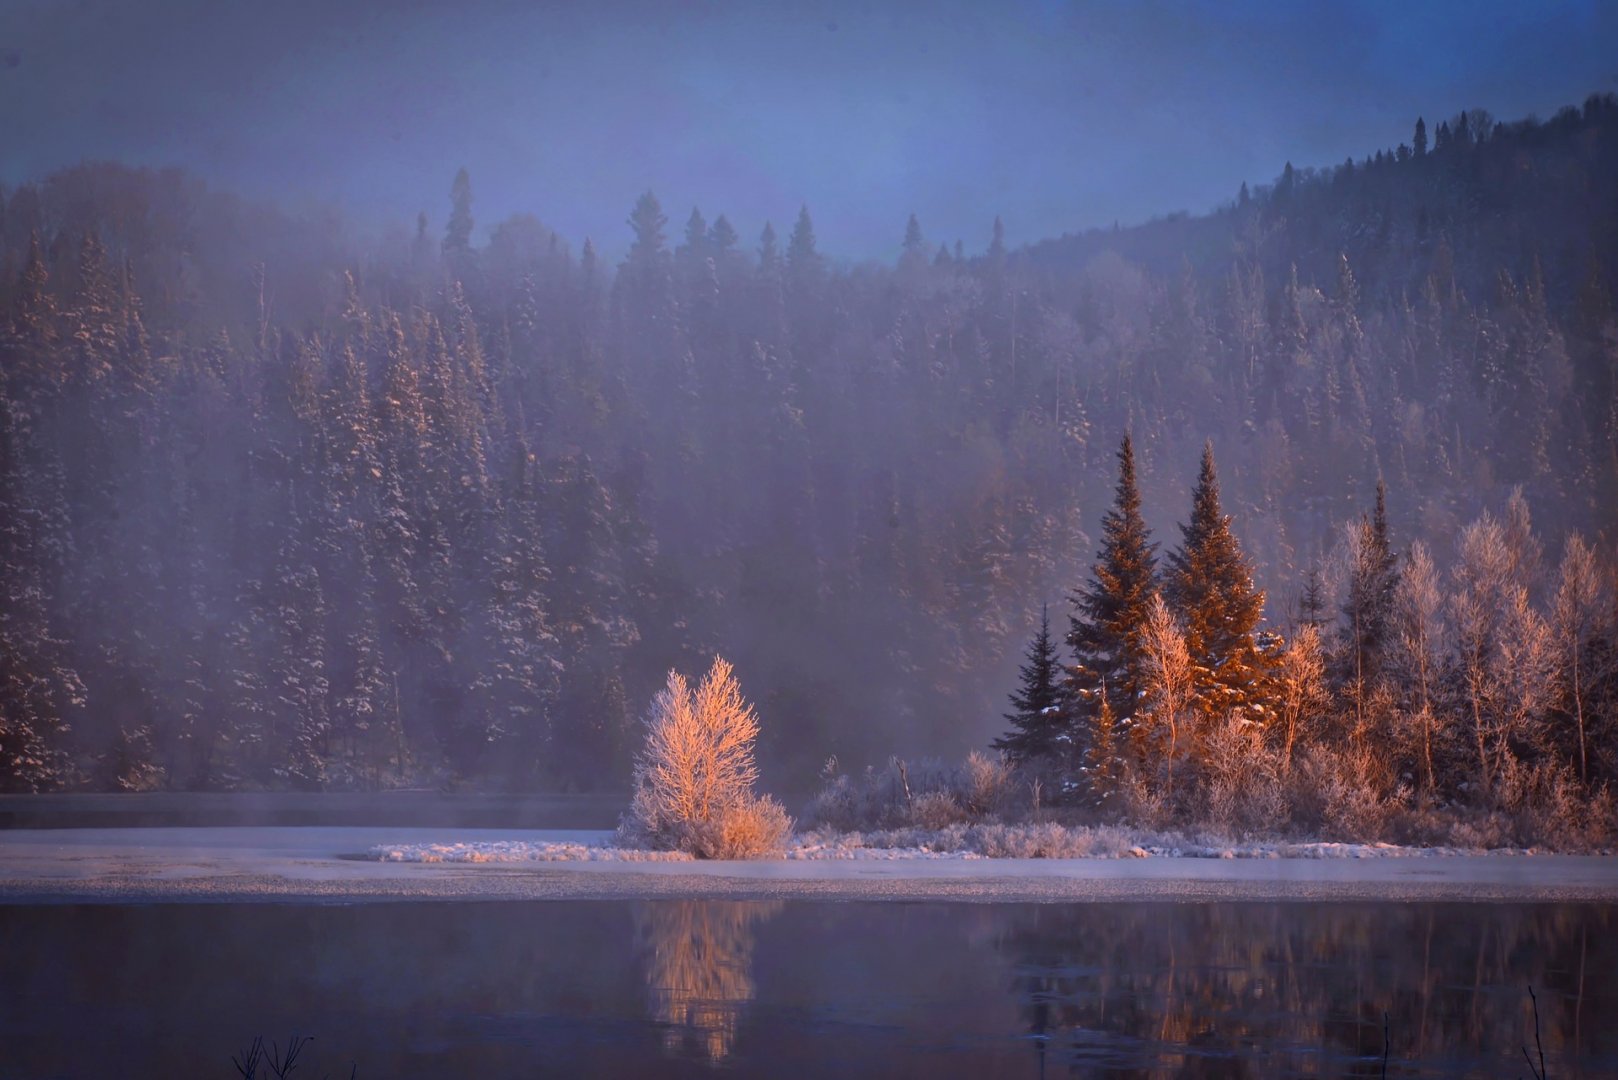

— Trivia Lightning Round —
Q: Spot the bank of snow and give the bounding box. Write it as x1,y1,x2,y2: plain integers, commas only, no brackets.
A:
370,823,1535,864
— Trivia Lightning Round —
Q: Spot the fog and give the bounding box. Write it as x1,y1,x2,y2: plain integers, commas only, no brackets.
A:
2,4,1617,799
3,1,1616,257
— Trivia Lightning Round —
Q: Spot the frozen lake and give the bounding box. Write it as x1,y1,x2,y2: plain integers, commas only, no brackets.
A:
3,897,1615,1077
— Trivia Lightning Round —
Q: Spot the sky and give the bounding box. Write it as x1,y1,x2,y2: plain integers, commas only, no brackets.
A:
2,0,1616,261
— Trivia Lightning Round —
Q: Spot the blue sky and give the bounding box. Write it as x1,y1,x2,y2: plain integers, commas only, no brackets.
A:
2,0,1615,259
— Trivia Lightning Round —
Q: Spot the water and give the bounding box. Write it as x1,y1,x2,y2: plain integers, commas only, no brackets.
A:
4,900,1614,1077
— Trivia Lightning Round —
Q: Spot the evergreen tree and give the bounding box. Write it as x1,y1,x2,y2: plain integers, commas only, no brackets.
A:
1165,442,1269,721
786,205,821,284
1339,480,1400,700
899,213,927,271
443,167,474,258
1069,434,1159,747
992,603,1065,763
708,214,738,255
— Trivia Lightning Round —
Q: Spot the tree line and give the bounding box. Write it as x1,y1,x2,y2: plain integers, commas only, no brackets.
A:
997,435,1617,836
1,96,1615,794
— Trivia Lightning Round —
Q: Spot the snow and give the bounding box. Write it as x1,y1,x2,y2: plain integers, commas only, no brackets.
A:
2,826,1614,904
369,833,1507,864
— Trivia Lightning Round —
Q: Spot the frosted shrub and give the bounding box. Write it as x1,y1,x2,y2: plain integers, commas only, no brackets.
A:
1291,743,1392,841
955,749,1015,817
620,658,792,859
909,790,967,830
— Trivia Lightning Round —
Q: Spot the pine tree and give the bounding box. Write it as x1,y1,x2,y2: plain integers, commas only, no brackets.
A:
786,205,821,285
708,214,738,256
1413,116,1428,158
443,167,474,258
1069,434,1159,748
1083,688,1120,805
1165,442,1269,723
899,213,927,271
1338,480,1400,719
992,603,1065,764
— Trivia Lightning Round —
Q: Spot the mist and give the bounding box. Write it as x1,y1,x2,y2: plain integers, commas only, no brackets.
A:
2,2,1618,800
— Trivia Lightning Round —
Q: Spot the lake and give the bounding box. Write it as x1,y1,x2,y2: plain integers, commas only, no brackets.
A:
4,899,1614,1077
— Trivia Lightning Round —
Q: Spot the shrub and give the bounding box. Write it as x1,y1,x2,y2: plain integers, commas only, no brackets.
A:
909,789,967,829
620,658,792,859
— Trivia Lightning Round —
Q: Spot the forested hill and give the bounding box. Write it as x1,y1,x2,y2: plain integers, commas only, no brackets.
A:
1,96,1615,794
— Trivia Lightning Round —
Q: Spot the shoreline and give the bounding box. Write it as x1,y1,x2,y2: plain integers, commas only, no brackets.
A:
2,826,1617,905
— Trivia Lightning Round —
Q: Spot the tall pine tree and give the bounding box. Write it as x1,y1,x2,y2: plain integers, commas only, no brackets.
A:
1069,434,1159,755
1164,442,1269,723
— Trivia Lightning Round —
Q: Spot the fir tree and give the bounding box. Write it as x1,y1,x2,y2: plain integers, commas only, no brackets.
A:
708,214,738,256
1082,687,1120,805
899,213,927,271
1069,434,1159,743
992,603,1065,764
443,167,474,258
1339,479,1400,705
786,205,820,284
1165,442,1269,721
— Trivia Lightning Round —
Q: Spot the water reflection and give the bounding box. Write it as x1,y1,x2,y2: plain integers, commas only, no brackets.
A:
1,899,1614,1077
1000,903,1618,1078
636,900,783,1063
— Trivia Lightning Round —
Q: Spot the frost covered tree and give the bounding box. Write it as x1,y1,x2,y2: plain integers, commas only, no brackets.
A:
1553,534,1606,781
622,657,791,859
1273,623,1327,776
1391,541,1445,792
992,603,1066,765
1449,511,1517,793
1138,595,1195,800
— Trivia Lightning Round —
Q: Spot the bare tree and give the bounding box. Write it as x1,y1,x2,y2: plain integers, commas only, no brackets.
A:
1553,534,1606,782
1392,541,1445,792
1450,512,1512,794
1139,595,1196,801
1275,623,1328,777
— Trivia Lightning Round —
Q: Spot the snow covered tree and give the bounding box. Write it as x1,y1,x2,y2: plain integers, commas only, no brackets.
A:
992,603,1066,765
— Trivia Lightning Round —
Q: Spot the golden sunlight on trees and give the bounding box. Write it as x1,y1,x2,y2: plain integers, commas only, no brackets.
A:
622,658,792,858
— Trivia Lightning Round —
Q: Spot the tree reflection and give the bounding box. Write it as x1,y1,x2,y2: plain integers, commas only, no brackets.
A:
1002,903,1618,1078
635,899,783,1063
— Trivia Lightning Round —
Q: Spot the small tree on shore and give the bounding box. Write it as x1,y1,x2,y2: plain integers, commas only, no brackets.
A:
621,657,792,859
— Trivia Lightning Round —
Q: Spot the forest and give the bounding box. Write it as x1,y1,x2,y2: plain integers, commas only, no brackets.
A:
1,95,1615,827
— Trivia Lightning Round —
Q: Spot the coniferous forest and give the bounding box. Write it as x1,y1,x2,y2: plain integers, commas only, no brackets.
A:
2,96,1617,831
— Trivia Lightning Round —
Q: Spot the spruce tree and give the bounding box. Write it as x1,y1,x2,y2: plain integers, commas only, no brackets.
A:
1164,442,1268,721
1339,479,1400,696
1069,434,1159,741
786,205,820,283
992,603,1064,763
443,167,474,258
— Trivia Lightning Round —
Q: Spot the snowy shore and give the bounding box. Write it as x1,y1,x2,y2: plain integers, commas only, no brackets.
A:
2,826,1617,904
